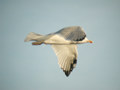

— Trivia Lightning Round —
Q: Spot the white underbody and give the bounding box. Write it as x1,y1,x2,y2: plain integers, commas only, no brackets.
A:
44,34,89,45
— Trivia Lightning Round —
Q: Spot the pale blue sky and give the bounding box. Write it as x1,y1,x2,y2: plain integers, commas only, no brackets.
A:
1,0,120,90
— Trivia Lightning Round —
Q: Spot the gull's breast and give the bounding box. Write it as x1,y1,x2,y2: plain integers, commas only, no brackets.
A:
44,34,71,45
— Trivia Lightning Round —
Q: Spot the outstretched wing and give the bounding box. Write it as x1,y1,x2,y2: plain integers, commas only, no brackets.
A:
52,45,78,76
55,26,86,41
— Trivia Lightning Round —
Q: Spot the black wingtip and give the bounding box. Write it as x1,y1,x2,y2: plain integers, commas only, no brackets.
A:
63,59,77,77
64,71,71,77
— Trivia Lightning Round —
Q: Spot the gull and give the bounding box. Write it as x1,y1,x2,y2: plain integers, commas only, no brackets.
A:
24,26,93,77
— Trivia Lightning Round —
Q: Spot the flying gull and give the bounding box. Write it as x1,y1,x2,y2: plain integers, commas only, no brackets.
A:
24,26,93,77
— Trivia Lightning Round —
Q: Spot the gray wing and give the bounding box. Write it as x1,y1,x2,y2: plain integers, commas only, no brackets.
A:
55,26,86,41
52,45,78,77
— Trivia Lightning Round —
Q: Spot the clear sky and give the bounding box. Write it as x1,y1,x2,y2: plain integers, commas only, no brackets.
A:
1,0,120,90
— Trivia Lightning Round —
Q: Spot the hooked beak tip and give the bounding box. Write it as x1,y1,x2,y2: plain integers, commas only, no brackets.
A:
88,40,93,43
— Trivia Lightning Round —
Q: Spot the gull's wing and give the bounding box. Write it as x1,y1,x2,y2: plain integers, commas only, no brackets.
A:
55,26,86,41
52,45,78,76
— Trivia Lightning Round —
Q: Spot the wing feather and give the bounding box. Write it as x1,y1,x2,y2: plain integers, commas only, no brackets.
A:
55,26,86,41
52,45,78,76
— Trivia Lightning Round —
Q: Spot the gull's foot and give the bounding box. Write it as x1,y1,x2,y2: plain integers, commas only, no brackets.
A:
32,42,43,45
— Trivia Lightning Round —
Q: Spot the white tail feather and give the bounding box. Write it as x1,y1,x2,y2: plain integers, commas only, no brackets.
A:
24,32,43,42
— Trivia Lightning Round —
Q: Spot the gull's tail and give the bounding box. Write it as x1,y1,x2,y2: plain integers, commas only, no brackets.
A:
24,32,43,42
